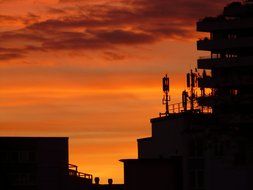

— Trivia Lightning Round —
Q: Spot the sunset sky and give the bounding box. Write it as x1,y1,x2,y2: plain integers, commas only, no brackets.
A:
0,0,232,183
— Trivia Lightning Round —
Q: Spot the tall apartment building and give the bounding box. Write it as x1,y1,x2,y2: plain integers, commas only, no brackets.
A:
197,0,253,120
121,1,253,190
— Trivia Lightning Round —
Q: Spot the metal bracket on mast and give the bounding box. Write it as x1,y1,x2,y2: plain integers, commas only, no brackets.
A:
159,74,170,117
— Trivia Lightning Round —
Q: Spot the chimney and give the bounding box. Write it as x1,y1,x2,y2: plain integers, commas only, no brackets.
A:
94,177,100,185
108,178,113,185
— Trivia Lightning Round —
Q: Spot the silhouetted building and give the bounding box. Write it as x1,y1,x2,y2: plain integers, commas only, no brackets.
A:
197,0,253,118
121,1,253,190
121,158,182,190
0,137,92,190
68,164,93,190
0,137,124,190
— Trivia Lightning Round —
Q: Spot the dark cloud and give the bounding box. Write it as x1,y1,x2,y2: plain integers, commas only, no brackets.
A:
0,53,24,61
103,51,126,61
0,0,233,61
94,30,156,45
129,0,231,18
47,7,67,15
22,13,40,25
42,36,108,50
0,15,18,22
0,47,26,61
0,30,46,42
0,13,40,29
40,29,155,50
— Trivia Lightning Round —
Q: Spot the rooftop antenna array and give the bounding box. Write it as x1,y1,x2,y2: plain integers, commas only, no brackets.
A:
183,69,199,112
160,74,170,117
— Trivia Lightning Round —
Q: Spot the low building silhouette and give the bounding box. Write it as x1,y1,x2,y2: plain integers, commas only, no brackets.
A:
0,137,69,190
0,137,124,190
121,1,253,190
121,158,182,190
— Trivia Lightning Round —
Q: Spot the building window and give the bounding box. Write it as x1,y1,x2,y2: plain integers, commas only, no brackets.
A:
10,173,36,186
0,151,36,163
228,34,237,39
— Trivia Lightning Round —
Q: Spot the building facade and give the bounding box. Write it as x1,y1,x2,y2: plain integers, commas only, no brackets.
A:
121,1,253,190
0,137,124,190
0,137,93,190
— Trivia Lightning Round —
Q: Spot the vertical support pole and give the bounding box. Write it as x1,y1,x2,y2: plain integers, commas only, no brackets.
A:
162,74,170,116
165,91,169,115
190,70,194,111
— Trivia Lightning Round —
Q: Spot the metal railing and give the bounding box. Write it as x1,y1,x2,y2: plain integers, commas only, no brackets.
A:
198,55,212,59
68,164,93,180
77,172,93,179
198,55,239,60
164,101,212,115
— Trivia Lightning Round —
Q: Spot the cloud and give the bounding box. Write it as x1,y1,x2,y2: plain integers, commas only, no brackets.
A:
0,0,232,61
47,7,67,15
0,47,26,61
94,29,156,45
0,15,18,23
0,53,25,61
103,51,126,61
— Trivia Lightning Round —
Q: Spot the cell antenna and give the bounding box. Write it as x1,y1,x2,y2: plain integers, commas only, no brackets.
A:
160,74,170,117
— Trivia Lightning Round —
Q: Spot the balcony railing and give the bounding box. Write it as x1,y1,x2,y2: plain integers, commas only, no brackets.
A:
197,13,253,32
197,37,253,51
198,55,213,59
198,74,253,88
68,164,93,180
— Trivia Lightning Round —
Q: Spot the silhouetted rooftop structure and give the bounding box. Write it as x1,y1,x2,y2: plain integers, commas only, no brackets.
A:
121,1,253,190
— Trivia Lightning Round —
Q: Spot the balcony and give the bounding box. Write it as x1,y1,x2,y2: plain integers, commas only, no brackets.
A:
198,76,214,88
197,95,216,107
197,37,253,51
68,164,93,182
197,56,223,69
198,75,253,88
197,56,253,69
197,17,253,32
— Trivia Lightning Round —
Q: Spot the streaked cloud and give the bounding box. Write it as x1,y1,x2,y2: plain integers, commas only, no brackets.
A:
0,0,231,62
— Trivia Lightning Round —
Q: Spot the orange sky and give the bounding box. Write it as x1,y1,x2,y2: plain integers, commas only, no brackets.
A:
0,0,232,183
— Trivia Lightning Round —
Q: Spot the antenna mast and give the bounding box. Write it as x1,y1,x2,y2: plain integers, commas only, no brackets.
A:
160,74,170,117
186,69,198,111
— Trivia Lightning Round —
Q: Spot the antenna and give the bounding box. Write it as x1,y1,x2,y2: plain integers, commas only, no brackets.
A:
182,90,188,111
185,69,198,111
160,74,170,117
